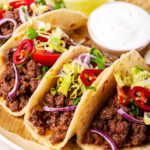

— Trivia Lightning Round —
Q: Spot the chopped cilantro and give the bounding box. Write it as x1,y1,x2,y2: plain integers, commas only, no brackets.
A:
123,97,139,115
36,0,46,5
86,86,97,91
22,7,26,13
25,27,39,41
52,0,66,10
17,52,32,68
135,65,145,71
0,36,9,47
72,97,80,106
36,66,49,80
0,4,4,8
40,28,45,31
90,47,105,70
50,35,59,46
90,47,96,54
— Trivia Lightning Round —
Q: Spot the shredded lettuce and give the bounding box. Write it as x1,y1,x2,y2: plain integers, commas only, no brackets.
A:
114,66,150,88
144,112,150,125
49,60,86,99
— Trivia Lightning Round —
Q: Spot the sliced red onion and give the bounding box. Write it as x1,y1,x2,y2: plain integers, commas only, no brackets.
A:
89,64,93,69
47,5,54,11
46,50,53,54
19,6,27,23
92,129,117,150
43,105,77,112
117,108,144,124
0,18,17,40
9,63,19,98
105,62,112,67
84,53,91,65
72,41,80,46
12,48,17,51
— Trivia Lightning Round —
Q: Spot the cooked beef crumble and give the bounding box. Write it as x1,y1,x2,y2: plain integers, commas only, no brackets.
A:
61,36,91,49
82,94,150,150
0,49,44,112
0,8,52,45
29,93,76,145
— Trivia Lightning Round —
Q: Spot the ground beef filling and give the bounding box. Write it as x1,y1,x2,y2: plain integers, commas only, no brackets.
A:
0,49,43,112
82,95,150,150
0,8,52,45
29,93,75,145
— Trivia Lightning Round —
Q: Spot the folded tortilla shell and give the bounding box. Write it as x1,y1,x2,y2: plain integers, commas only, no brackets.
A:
24,45,109,149
0,9,87,116
13,9,87,36
77,50,150,150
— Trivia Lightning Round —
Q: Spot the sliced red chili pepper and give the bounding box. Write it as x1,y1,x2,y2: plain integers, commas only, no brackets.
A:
9,0,34,9
0,9,6,19
80,69,102,86
36,31,52,42
36,36,48,42
13,39,34,65
130,86,150,112
31,49,61,66
117,85,131,106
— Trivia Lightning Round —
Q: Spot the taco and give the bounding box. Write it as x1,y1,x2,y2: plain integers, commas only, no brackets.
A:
0,10,89,116
0,0,67,47
77,50,150,150
24,45,110,149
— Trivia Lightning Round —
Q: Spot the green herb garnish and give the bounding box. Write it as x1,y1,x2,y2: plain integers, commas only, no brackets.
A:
17,52,32,68
36,66,49,80
90,47,105,70
50,35,59,46
25,27,39,41
72,97,80,106
40,28,45,31
123,97,139,115
36,0,46,5
0,36,9,47
135,65,145,71
52,0,66,10
22,7,26,13
86,86,97,91
0,4,4,8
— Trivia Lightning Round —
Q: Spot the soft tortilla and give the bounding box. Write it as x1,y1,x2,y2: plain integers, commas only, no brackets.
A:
24,45,109,149
13,9,87,36
0,9,87,116
76,49,150,150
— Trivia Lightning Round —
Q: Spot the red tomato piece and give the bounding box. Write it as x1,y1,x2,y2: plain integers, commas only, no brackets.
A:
117,85,131,106
31,49,61,66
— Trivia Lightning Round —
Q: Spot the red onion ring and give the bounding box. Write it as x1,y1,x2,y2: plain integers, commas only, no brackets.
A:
19,6,27,23
0,18,17,40
47,5,54,11
105,62,112,67
9,63,19,98
92,129,117,150
117,108,144,124
43,105,77,112
46,50,53,54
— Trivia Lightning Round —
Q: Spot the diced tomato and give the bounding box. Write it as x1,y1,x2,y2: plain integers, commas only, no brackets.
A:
9,0,35,9
117,85,131,106
31,49,61,66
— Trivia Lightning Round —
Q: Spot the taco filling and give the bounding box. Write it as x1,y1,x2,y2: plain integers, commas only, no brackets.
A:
82,66,150,150
28,47,109,145
0,0,56,46
0,21,91,112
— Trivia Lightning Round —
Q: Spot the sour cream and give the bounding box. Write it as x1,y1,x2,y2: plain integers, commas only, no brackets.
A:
88,2,150,51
